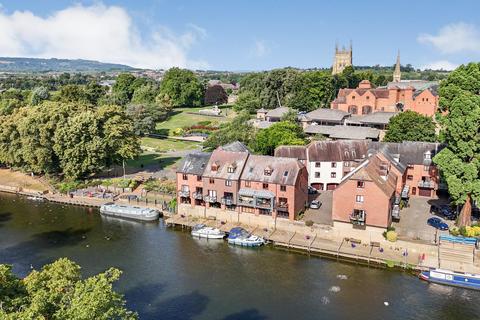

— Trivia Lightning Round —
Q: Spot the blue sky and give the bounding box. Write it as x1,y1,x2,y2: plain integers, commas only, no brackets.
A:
0,0,479,70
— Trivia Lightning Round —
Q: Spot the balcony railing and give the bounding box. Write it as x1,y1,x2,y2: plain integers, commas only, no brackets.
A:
238,197,255,207
203,195,217,203
178,190,190,197
256,200,273,209
192,192,203,200
350,213,366,225
392,205,400,219
418,180,435,188
221,197,235,206
276,203,289,211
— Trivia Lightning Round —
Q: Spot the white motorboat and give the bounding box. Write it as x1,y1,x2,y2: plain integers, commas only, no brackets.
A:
26,196,45,201
191,224,226,239
227,227,265,247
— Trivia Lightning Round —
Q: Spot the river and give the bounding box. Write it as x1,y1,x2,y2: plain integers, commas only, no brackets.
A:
0,193,479,320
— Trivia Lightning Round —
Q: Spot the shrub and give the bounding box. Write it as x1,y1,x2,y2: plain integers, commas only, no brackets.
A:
449,226,460,236
172,128,184,136
197,120,212,126
305,220,314,227
386,231,398,242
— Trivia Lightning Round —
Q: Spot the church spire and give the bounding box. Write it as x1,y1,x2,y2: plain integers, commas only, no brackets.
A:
393,50,401,82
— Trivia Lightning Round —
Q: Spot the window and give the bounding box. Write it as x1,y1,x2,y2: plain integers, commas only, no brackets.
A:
352,95,355,100
424,165,430,172
263,183,269,189
278,197,288,205
344,161,350,167
331,172,336,178
357,181,365,188
356,195,364,203
283,171,288,177
426,98,429,102
242,206,254,213
225,180,232,187
315,162,321,168
424,152,431,160
245,181,251,187
211,163,219,171
264,166,272,176
227,165,236,173
407,175,413,180
209,178,214,184
280,185,286,192
331,162,337,168
182,174,188,180
181,185,189,192
196,175,202,182
315,172,320,178
259,209,271,216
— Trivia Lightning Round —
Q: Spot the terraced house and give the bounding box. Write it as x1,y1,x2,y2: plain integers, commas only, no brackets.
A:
176,142,308,221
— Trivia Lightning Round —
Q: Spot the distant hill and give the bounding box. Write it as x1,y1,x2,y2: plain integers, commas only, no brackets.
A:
0,57,135,73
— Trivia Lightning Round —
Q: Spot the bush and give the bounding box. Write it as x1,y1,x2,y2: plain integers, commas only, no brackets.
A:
172,128,184,136
386,231,398,242
197,120,212,126
449,226,460,236
305,220,314,227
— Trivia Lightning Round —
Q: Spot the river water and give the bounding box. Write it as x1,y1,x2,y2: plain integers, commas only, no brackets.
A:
0,193,479,320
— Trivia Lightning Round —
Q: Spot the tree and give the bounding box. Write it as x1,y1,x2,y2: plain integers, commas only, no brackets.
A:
342,66,361,88
287,71,335,111
158,68,204,107
233,91,261,113
204,85,228,106
30,86,50,105
252,121,306,155
131,84,159,105
125,104,156,136
383,111,437,143
433,63,480,227
203,112,255,150
112,73,136,104
0,258,137,319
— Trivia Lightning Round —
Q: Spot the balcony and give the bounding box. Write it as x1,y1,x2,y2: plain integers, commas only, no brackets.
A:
418,180,435,189
276,203,289,212
238,197,255,207
221,197,235,206
204,195,217,203
178,189,190,198
192,192,203,200
350,212,366,226
256,200,273,209
392,205,400,220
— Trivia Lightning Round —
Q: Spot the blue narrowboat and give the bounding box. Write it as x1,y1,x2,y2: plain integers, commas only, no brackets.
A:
420,269,480,291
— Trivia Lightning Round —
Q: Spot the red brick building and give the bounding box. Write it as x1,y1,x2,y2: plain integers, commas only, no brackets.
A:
331,80,439,117
176,142,308,221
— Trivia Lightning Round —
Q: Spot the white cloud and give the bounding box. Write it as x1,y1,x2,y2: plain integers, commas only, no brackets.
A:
0,3,208,69
251,40,270,58
421,60,458,71
418,22,480,54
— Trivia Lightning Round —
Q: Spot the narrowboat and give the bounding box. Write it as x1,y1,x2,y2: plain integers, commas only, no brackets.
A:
99,203,159,222
420,268,480,290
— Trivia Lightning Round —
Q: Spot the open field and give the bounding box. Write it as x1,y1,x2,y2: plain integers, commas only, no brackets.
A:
155,105,236,136
140,137,201,153
0,169,49,192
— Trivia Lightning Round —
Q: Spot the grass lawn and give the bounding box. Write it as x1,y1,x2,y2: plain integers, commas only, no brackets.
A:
0,169,50,191
125,152,182,170
156,105,236,136
140,137,201,153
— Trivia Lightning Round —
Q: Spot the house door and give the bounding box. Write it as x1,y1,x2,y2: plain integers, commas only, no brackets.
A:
418,188,431,197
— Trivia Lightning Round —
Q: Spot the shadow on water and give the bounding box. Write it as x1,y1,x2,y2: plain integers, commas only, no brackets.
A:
0,211,13,227
222,309,269,320
125,283,209,320
1,227,91,269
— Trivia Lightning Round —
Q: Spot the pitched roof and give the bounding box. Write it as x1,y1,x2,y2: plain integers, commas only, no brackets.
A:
307,140,370,161
368,141,444,166
347,112,398,125
219,141,250,153
274,145,308,160
241,155,304,185
203,143,250,179
386,80,439,91
266,107,290,119
306,108,349,122
176,152,211,175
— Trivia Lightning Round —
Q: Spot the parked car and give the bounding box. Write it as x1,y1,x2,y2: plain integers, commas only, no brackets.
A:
308,186,318,194
310,200,321,209
430,204,457,220
427,217,449,230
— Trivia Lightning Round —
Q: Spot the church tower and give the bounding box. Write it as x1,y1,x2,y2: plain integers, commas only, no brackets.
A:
332,42,352,75
393,50,401,82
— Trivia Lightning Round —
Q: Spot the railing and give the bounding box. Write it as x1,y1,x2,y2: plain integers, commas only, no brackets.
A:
350,214,366,226
204,195,217,203
178,190,190,197
418,180,435,188
276,203,289,211
221,197,235,206
392,205,400,219
238,198,255,207
256,201,273,209
192,192,203,200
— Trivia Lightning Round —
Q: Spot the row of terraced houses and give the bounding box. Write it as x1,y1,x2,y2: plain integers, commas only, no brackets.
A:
177,140,444,235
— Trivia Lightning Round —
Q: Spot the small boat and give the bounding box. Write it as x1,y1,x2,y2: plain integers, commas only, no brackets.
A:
100,203,159,222
420,268,480,290
26,196,45,201
191,224,226,239
227,227,265,247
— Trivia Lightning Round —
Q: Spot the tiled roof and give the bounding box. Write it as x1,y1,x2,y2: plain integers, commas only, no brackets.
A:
219,141,250,153
368,141,444,166
203,143,249,180
347,112,398,125
241,155,304,186
274,145,308,160
266,107,290,119
176,152,211,175
307,140,370,161
306,108,349,122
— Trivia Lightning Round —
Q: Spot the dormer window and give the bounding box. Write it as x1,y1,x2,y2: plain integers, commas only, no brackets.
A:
227,165,236,173
211,161,220,171
264,166,273,176
424,151,431,160
283,171,288,177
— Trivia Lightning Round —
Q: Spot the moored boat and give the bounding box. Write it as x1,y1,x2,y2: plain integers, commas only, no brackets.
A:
191,224,226,239
27,196,45,201
227,227,265,247
99,203,159,222
419,268,480,291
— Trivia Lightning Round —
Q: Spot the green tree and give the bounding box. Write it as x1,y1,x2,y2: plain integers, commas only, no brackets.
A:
433,63,480,226
204,85,228,106
287,71,335,111
252,121,306,155
30,86,50,105
234,91,261,113
131,84,159,104
0,258,137,319
203,112,255,150
384,111,437,143
112,73,136,104
158,67,204,107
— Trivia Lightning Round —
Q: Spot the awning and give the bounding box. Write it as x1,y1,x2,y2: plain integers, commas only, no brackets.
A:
239,188,275,198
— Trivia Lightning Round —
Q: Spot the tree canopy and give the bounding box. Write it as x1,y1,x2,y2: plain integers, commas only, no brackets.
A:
383,110,437,143
158,68,204,107
203,112,255,151
433,63,480,226
204,85,228,106
0,258,137,320
252,121,306,155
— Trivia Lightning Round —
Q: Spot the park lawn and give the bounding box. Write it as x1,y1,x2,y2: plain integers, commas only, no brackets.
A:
140,137,201,153
125,152,182,170
155,105,236,136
